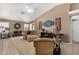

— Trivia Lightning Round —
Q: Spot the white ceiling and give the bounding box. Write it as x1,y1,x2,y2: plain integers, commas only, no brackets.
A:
0,3,63,22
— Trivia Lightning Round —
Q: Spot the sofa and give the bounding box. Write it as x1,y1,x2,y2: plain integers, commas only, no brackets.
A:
27,35,38,42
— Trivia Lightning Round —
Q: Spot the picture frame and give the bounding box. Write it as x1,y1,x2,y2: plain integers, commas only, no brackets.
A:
55,18,61,31
14,23,21,29
39,21,42,30
43,20,54,28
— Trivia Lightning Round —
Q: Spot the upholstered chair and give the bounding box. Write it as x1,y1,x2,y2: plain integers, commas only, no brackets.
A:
23,34,27,40
33,38,55,55
27,35,38,42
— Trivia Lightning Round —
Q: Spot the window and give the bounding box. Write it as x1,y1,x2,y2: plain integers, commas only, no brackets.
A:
29,24,32,31
0,22,9,28
24,24,29,31
0,22,9,33
24,23,35,31
32,24,35,31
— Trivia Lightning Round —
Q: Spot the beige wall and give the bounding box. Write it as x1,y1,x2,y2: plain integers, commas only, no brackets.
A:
70,3,79,11
69,3,79,16
34,4,70,42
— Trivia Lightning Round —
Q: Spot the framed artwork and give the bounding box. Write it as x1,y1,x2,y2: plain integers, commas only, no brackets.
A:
39,21,42,30
14,23,21,29
55,18,61,31
43,20,54,28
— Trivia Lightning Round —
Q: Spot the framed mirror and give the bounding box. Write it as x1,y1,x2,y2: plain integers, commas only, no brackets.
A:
14,23,21,29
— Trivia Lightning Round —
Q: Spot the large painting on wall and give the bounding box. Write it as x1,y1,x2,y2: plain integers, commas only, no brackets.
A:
55,18,61,31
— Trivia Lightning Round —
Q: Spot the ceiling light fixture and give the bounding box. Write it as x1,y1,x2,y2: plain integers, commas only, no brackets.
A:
23,5,34,13
27,9,34,13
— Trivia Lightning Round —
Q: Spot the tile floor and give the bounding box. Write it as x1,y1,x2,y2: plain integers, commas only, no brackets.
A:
0,36,79,55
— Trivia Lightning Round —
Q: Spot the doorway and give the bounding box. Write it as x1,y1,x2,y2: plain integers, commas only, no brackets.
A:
71,15,79,54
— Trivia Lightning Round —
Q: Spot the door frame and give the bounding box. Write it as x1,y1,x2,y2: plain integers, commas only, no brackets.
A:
69,16,73,44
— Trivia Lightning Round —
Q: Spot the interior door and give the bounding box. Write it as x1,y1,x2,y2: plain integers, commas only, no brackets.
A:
72,19,79,54
72,19,79,42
